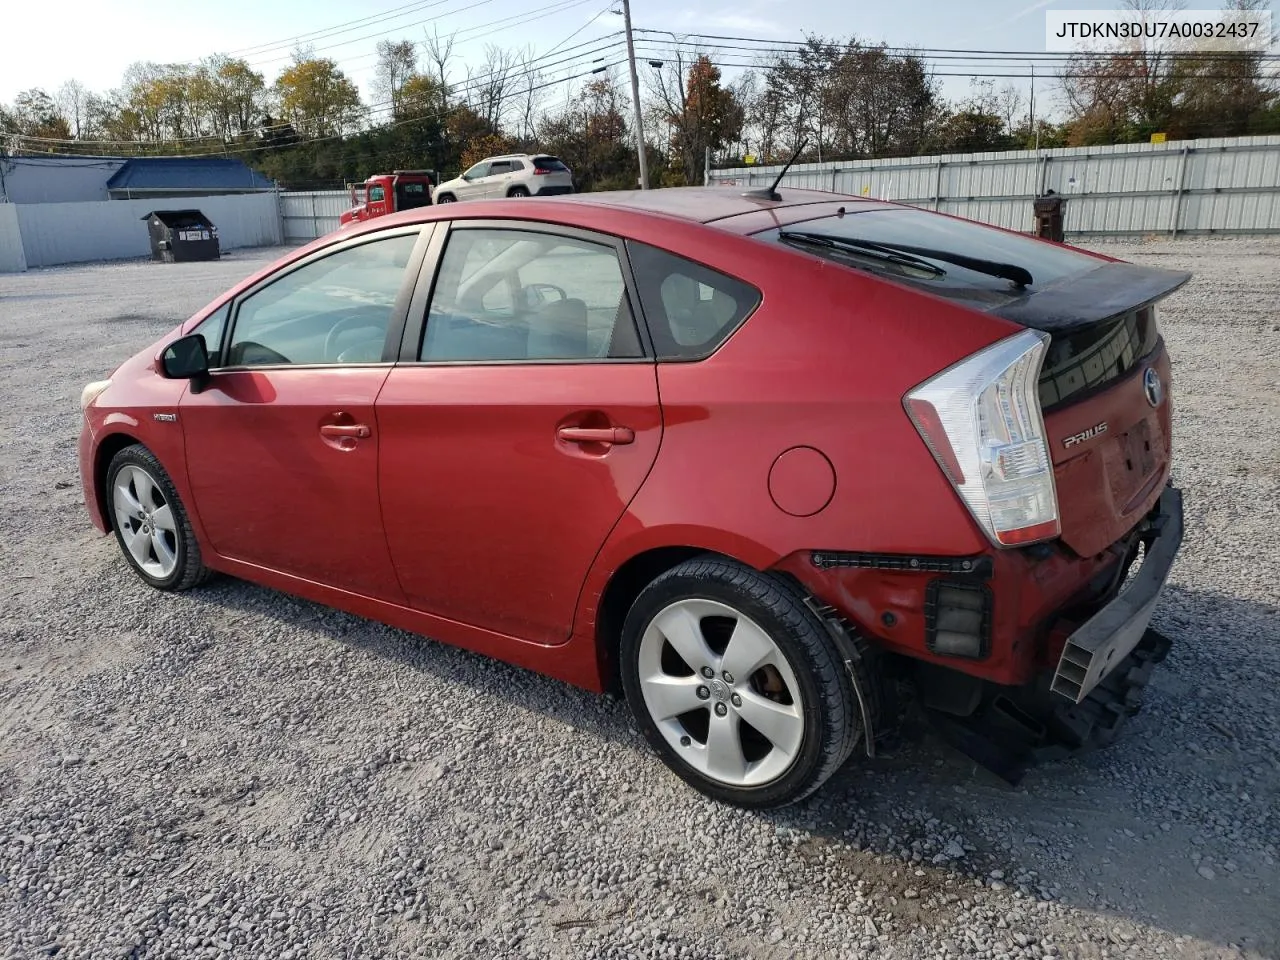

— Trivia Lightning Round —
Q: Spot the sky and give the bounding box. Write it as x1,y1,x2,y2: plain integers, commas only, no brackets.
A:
2,0,1273,123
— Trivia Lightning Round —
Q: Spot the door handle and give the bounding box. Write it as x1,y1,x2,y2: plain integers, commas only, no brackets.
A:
320,423,371,439
557,426,635,445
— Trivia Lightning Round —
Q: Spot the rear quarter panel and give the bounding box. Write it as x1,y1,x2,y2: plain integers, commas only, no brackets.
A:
577,229,1022,635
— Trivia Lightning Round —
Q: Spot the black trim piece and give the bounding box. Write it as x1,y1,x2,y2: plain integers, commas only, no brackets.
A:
380,223,436,363
810,551,993,579
399,220,450,361
989,261,1192,332
924,579,993,660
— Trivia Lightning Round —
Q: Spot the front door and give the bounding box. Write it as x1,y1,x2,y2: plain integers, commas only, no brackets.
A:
378,222,661,644
180,227,426,601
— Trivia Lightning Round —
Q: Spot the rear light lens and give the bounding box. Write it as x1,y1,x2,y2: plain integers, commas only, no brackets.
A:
905,328,1060,547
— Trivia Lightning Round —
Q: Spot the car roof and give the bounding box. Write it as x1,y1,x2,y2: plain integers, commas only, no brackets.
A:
557,186,888,225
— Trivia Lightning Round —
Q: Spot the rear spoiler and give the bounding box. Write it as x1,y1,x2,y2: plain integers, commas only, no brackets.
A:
990,262,1193,332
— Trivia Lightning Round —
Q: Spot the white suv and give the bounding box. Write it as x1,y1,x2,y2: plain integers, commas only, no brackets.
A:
433,154,575,202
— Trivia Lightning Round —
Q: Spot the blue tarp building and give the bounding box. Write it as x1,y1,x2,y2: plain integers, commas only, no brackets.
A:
106,158,277,199
0,154,277,203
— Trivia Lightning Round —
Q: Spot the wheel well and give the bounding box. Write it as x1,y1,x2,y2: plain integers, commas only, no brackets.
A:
94,433,140,531
595,546,711,694
507,185,529,195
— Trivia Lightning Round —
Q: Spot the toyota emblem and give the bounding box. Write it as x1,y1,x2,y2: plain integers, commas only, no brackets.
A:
1142,367,1163,408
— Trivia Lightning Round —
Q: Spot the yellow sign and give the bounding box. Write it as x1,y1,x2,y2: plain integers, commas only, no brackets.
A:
861,184,871,196
1150,132,1167,144
744,154,757,165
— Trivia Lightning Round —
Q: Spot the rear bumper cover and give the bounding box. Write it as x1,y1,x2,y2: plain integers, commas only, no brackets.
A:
1050,485,1183,703
533,185,575,196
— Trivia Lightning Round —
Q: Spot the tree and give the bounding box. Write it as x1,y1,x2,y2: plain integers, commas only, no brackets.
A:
422,28,456,114
469,44,518,130
541,75,636,191
12,88,71,142
274,53,364,139
56,80,90,139
374,39,418,120
647,49,744,183
199,56,266,139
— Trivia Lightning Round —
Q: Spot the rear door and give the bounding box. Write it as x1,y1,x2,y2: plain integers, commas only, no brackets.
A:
377,220,660,644
483,160,514,198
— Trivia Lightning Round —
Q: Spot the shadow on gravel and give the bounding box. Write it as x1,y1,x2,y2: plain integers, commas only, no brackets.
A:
191,577,1278,956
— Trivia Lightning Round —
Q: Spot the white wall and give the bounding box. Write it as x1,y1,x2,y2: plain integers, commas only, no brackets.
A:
0,204,28,272
14,193,283,269
1,155,125,203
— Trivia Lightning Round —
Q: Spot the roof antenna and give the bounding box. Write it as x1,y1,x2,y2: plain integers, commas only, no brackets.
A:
742,138,807,202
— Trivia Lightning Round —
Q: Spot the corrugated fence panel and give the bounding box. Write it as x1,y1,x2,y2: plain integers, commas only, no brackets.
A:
709,135,1280,235
280,190,352,240
15,194,282,268
0,204,28,273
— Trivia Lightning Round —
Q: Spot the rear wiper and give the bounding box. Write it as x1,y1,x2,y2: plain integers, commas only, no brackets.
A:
780,231,1034,288
778,231,945,279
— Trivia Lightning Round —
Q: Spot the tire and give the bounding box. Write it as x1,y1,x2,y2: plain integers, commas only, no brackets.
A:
508,186,530,198
620,556,860,808
105,444,211,592
435,193,456,204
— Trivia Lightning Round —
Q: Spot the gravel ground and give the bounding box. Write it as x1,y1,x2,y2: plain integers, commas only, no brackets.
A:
1,237,1277,960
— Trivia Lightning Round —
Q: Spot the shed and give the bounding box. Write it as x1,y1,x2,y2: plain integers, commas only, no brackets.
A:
143,210,221,262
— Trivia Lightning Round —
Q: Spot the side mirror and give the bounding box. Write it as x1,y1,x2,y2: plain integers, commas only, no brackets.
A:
161,333,210,392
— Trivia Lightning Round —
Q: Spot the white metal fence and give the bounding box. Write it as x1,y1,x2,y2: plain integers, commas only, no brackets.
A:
280,189,351,241
0,204,26,272
707,135,1280,236
8,193,282,270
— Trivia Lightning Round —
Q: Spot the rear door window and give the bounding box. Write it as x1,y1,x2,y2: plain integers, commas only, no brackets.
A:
626,242,761,360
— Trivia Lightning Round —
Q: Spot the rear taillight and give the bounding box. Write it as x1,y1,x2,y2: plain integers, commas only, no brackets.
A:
905,328,1059,548
533,168,550,174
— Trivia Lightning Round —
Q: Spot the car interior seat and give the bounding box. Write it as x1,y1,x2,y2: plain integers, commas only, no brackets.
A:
527,297,589,359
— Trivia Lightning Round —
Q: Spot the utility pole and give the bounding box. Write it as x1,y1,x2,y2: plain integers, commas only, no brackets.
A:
620,0,650,189
1030,63,1039,153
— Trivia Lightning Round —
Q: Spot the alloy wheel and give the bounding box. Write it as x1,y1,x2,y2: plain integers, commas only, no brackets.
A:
112,464,179,579
637,598,805,788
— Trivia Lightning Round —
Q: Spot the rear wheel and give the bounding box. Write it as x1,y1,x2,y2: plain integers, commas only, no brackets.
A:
620,556,860,808
106,445,210,591
435,193,456,203
508,186,530,198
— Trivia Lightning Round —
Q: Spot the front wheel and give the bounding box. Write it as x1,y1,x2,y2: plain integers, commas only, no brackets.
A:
435,193,456,204
620,556,860,808
106,444,210,591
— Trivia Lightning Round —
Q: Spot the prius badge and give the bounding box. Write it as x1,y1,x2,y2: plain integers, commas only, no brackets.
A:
1063,422,1107,449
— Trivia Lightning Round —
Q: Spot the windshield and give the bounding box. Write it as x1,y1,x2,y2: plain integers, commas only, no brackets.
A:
758,207,1102,308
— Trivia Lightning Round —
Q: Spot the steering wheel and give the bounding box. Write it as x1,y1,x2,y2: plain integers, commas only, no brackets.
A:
324,313,387,362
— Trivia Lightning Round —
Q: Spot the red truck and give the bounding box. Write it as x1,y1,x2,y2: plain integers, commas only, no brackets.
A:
339,170,436,227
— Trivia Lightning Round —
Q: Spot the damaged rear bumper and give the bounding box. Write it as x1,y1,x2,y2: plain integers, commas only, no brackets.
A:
1050,485,1183,703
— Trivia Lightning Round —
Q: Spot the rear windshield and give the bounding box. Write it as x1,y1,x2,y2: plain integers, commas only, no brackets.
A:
534,156,570,172
757,207,1101,309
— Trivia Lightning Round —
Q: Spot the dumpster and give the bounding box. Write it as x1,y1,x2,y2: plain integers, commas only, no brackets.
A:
142,210,220,263
1032,191,1066,243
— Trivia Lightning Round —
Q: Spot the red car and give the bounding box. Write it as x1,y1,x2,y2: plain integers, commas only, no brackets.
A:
77,187,1188,808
